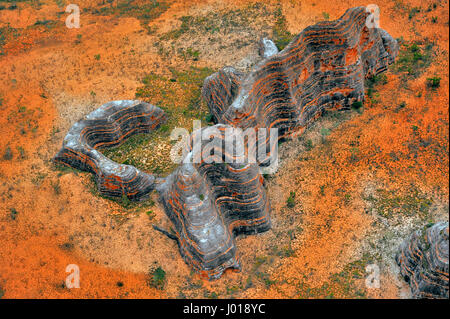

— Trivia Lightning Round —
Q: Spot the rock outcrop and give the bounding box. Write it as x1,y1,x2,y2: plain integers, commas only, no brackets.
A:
164,7,398,278
157,125,270,279
202,7,398,142
396,222,449,299
54,100,166,201
54,7,399,280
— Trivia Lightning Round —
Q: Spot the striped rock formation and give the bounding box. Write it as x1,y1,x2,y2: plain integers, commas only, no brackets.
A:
157,125,270,279
53,100,166,201
162,7,398,278
202,6,399,142
396,222,449,299
54,7,398,280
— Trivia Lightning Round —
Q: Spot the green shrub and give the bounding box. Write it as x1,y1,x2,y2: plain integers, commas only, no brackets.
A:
408,7,420,20
272,7,294,51
205,113,214,123
3,146,12,160
10,208,18,220
351,101,363,110
148,266,166,290
286,191,296,208
304,139,314,151
426,76,441,89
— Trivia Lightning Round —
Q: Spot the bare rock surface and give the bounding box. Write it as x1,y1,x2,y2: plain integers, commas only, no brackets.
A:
54,100,167,201
396,222,449,299
54,7,399,280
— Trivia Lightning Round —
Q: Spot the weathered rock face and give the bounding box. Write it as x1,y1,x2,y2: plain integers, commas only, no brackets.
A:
157,125,270,279
396,222,449,299
162,7,398,279
202,7,399,141
53,100,166,201
54,7,399,280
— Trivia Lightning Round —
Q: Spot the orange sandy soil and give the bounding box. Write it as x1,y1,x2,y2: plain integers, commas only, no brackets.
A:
0,0,448,298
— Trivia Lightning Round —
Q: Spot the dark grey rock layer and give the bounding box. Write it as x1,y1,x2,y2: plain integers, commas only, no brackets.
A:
396,222,449,299
202,7,398,142
53,100,166,201
54,7,400,281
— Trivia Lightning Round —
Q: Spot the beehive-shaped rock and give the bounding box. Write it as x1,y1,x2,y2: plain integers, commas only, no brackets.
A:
396,222,449,299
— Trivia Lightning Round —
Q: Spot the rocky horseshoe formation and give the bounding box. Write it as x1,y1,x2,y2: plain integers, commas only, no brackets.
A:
53,100,167,201
396,222,449,299
55,7,399,280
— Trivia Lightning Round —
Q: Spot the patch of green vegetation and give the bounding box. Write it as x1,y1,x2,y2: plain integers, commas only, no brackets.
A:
10,208,18,220
0,1,18,10
304,139,314,151
0,25,19,55
366,73,387,96
7,105,42,136
103,66,215,175
365,188,433,219
320,128,331,137
160,3,269,41
365,73,388,106
159,15,195,41
319,185,326,196
296,253,376,298
286,191,296,208
148,266,166,290
91,0,170,34
322,12,330,20
54,0,66,8
94,54,101,60
205,291,218,299
274,245,295,258
272,6,294,51
177,47,200,61
2,146,13,161
146,210,155,220
426,76,441,89
349,146,360,163
53,163,79,177
31,172,47,186
34,19,53,26
408,7,421,20
351,101,363,110
51,180,61,195
395,101,407,112
392,40,434,80
16,146,26,160
327,254,373,298
255,271,276,288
